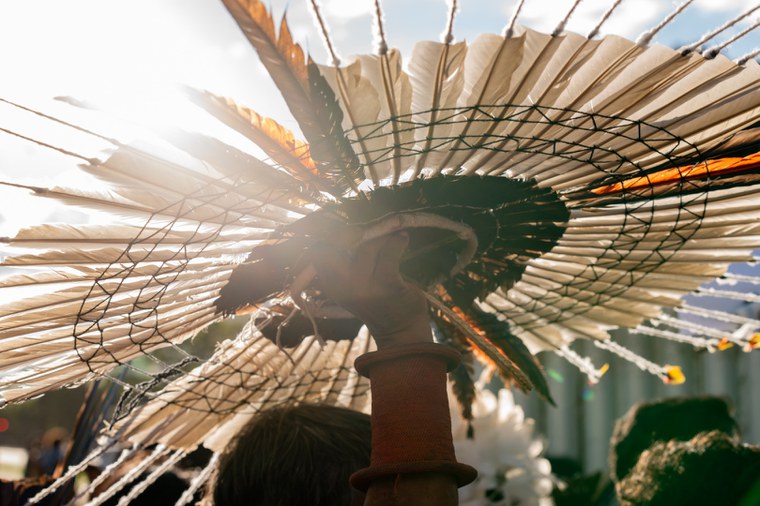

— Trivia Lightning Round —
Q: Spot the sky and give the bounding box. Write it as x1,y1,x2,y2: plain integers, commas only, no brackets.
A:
0,0,757,236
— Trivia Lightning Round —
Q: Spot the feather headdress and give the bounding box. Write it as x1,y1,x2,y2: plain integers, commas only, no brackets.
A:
1,0,759,503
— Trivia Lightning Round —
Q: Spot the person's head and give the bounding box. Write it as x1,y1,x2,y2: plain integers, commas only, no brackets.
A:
212,403,371,506
609,396,737,482
616,430,760,506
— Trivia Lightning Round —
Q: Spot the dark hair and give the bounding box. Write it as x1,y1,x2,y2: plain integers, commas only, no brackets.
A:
616,430,760,506
610,396,737,481
212,403,371,506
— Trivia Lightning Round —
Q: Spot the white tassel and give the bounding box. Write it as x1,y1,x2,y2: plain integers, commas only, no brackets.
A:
593,339,683,384
635,324,720,350
174,453,220,506
555,344,606,384
701,19,759,59
115,448,188,506
553,0,584,36
309,0,341,67
83,445,171,506
67,445,141,506
680,4,760,54
502,0,526,38
636,0,695,46
587,0,625,39
737,47,760,65
372,0,388,56
25,445,110,505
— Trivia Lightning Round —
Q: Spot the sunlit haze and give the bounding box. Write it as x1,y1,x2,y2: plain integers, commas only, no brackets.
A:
0,0,757,236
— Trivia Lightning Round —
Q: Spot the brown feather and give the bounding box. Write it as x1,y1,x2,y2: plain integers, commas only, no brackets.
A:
432,313,477,423
185,89,319,184
305,62,364,192
221,0,361,194
426,287,535,394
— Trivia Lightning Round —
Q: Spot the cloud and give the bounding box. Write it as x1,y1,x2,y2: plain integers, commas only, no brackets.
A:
694,0,759,13
597,0,664,39
318,0,375,20
514,0,664,38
